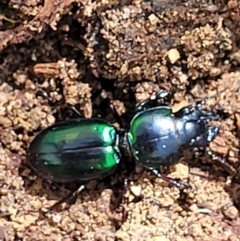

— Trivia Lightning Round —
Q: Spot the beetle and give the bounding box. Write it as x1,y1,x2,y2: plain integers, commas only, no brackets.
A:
27,89,221,199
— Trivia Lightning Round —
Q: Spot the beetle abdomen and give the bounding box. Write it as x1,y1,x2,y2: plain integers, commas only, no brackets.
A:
27,119,121,182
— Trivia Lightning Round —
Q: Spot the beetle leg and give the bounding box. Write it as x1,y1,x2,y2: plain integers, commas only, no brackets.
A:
207,151,235,175
64,105,85,118
59,105,85,119
135,89,172,112
48,185,85,212
36,89,55,104
152,169,193,190
36,89,85,118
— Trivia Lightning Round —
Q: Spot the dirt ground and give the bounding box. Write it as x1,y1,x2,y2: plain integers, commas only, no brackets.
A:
0,0,240,240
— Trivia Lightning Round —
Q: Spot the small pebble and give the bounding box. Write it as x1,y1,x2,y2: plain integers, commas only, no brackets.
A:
130,185,142,197
0,189,8,195
52,214,62,223
168,48,180,64
222,205,238,220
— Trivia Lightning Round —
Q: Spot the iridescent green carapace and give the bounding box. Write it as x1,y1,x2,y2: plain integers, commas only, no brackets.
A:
27,118,121,182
